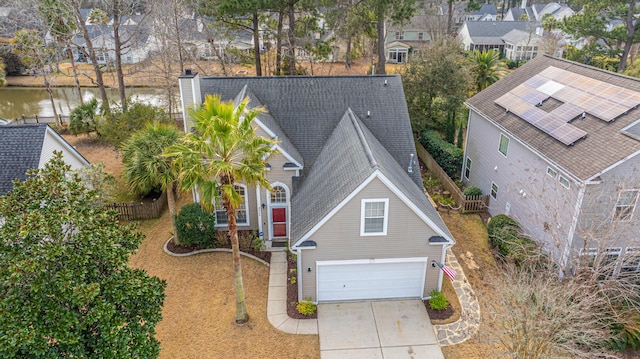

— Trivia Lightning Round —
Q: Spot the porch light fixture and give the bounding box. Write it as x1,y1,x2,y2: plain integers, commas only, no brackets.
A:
261,203,266,209
307,267,312,272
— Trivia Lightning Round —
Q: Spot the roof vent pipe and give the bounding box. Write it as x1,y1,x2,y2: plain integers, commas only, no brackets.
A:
367,110,370,117
408,153,414,173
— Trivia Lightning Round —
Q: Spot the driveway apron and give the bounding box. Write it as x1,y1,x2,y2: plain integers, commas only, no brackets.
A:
318,300,445,359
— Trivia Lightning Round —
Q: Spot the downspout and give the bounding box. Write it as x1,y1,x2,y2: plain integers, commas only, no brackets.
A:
256,186,263,239
296,248,303,302
562,181,587,277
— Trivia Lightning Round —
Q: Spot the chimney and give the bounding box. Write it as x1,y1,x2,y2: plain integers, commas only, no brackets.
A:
179,69,201,132
521,0,527,9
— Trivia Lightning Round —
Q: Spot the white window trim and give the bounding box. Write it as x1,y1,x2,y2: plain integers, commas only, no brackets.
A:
498,133,509,157
490,182,498,200
214,183,250,227
546,166,558,179
614,189,639,221
558,175,570,189
464,157,471,180
360,198,389,236
267,182,290,239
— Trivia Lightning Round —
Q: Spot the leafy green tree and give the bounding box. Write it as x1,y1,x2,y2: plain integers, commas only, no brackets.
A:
471,49,508,93
402,37,472,133
166,95,277,324
77,161,116,204
0,152,166,358
518,13,529,21
121,122,182,244
562,0,640,71
97,101,171,147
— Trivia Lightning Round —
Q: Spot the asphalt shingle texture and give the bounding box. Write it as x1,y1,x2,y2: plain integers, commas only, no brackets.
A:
0,124,46,195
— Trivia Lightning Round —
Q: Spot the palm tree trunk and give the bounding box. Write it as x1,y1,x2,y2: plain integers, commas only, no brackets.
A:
223,191,249,324
168,183,179,245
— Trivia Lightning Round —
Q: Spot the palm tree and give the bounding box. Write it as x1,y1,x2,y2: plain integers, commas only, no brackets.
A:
166,94,278,324
121,121,182,243
471,49,508,93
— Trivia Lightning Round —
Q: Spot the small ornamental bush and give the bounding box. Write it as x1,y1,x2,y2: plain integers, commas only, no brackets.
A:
428,290,449,310
487,214,536,264
419,130,463,180
463,186,483,197
432,194,456,207
69,98,99,135
175,203,217,248
296,298,317,316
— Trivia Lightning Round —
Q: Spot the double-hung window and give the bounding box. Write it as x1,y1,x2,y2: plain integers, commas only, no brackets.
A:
215,184,248,226
464,157,472,180
361,199,389,236
615,189,639,221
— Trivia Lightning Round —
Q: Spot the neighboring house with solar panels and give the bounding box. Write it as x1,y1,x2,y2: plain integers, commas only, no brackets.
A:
178,72,456,303
0,124,89,195
463,55,640,274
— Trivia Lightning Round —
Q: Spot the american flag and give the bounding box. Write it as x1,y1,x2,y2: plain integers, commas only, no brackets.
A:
433,261,456,281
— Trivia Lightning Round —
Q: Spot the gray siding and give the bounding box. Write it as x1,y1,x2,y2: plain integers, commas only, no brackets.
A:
576,155,640,250
299,177,445,301
464,110,579,257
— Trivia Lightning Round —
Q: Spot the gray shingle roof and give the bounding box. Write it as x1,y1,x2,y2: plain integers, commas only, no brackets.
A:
291,109,452,241
464,21,537,43
466,55,640,181
199,75,419,185
0,124,46,194
198,75,451,241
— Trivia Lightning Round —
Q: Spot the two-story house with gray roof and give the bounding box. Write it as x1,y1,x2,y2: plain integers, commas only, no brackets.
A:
463,55,640,274
178,73,455,303
0,124,89,195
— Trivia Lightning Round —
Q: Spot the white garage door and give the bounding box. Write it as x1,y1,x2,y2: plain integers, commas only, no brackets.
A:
316,258,427,302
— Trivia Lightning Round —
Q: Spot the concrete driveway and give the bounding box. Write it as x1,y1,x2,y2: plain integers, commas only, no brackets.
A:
318,300,445,359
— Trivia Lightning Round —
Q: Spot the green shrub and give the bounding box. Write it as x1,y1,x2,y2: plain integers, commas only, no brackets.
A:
610,315,640,351
487,214,536,264
175,203,217,248
428,290,449,310
296,298,317,316
69,98,99,135
463,186,483,197
97,101,171,147
419,130,463,180
432,194,456,206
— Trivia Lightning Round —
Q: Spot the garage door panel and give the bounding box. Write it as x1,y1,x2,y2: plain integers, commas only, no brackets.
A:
317,260,426,302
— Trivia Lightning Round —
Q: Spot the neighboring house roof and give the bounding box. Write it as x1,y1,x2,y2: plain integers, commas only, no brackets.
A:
463,21,538,44
0,124,89,195
473,4,497,16
466,55,640,181
197,75,453,242
501,29,541,46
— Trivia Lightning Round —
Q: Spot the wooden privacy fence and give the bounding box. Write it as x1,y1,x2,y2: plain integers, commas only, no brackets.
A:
415,141,489,214
105,191,167,221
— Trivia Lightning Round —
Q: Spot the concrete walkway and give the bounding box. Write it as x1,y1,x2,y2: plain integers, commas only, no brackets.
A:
266,251,318,335
433,250,481,346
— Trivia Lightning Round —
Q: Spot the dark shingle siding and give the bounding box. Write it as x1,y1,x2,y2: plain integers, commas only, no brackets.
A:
0,124,46,194
466,55,640,180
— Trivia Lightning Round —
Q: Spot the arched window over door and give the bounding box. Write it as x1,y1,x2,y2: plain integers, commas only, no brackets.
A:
269,185,289,238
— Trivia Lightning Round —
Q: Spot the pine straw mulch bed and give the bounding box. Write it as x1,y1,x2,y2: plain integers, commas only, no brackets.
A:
287,252,317,319
165,232,271,264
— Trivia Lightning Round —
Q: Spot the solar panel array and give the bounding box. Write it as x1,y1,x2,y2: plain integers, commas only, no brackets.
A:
494,66,640,145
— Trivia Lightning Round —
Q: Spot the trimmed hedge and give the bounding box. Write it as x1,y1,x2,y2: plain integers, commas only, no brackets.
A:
487,214,536,264
175,203,217,248
419,130,463,180
463,186,483,197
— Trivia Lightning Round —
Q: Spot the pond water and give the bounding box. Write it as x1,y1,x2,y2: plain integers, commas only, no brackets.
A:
0,87,176,119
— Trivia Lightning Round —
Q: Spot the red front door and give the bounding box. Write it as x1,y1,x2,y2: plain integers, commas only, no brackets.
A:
272,207,287,237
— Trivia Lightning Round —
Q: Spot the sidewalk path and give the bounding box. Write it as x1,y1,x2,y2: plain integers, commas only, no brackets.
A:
433,250,481,346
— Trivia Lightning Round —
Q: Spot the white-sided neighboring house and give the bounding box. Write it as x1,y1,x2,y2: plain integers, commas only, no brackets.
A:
463,55,640,274
0,124,89,195
178,72,456,303
459,20,543,60
504,2,574,22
